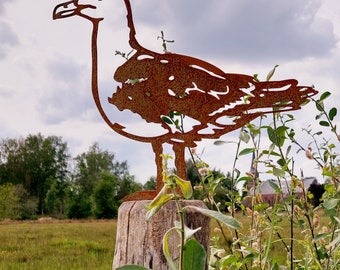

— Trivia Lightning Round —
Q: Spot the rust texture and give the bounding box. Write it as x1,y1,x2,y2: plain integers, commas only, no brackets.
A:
53,0,318,201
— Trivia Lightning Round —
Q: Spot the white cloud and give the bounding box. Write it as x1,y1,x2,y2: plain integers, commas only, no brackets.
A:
0,0,339,184
150,0,337,62
0,21,19,59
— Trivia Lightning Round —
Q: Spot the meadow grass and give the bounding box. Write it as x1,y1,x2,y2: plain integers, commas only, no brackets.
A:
0,219,117,270
0,211,331,269
211,210,330,263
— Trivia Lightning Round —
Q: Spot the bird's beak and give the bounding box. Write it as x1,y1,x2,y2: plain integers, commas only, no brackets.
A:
53,1,96,20
53,1,77,20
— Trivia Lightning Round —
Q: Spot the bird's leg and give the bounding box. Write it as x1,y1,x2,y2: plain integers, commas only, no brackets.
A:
172,143,188,198
152,142,164,192
122,142,163,202
173,143,187,181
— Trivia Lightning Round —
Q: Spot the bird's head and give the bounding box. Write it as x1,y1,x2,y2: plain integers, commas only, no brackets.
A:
53,0,103,21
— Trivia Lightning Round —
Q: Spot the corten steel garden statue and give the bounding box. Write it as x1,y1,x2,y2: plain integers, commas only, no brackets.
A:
53,0,318,201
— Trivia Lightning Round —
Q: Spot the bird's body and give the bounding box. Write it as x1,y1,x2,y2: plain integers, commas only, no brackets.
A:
110,46,315,151
53,0,318,200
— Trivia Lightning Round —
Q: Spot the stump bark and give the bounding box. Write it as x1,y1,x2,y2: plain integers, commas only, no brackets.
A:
112,200,210,270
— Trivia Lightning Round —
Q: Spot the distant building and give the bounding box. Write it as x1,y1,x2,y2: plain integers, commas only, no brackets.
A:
245,177,318,207
243,153,318,207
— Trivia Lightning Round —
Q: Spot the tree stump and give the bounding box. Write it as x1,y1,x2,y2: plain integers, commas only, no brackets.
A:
112,200,210,270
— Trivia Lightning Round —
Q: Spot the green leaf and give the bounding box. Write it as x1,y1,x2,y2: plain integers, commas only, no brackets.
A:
246,123,261,136
276,126,288,146
162,116,173,125
253,203,270,211
268,180,280,192
146,186,174,220
315,113,323,120
239,148,255,156
243,253,257,263
273,167,285,178
331,124,337,133
174,221,201,243
183,206,240,230
171,175,193,199
285,195,297,204
314,233,330,242
117,266,151,270
183,239,206,270
266,65,279,81
213,140,236,145
315,101,324,112
174,119,179,128
220,255,238,267
277,158,286,167
288,129,295,140
329,143,336,149
162,227,178,270
267,126,286,147
239,130,250,143
262,149,281,157
319,120,330,127
319,91,331,101
237,176,253,182
267,126,277,145
323,199,339,210
329,107,337,121
286,145,291,157
328,234,340,251
324,207,337,217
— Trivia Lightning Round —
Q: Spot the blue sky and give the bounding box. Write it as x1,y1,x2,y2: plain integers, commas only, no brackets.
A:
1,0,339,184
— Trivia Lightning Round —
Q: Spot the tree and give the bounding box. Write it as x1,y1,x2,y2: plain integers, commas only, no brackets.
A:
73,142,116,196
186,159,201,187
143,176,156,190
0,138,26,185
45,178,60,215
0,136,140,219
93,172,119,218
22,134,69,214
67,187,92,219
73,142,141,199
115,175,143,201
13,184,38,220
0,134,70,215
0,183,21,220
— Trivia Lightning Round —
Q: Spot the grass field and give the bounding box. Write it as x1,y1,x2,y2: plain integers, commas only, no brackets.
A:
0,211,331,269
0,219,117,270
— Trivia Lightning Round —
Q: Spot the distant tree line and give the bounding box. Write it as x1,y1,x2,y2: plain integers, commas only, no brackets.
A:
2,133,322,221
0,133,246,220
0,133,150,220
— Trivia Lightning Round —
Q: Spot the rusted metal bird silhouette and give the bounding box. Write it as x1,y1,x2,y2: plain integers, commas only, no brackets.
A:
53,0,318,201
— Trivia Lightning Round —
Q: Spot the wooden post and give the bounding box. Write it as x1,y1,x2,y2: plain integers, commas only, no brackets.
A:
112,200,210,270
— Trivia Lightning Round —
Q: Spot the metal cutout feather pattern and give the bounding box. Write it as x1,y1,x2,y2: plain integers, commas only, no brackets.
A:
53,0,318,200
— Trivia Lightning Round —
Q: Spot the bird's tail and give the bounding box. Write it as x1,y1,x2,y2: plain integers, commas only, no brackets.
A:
204,79,317,139
246,79,317,114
